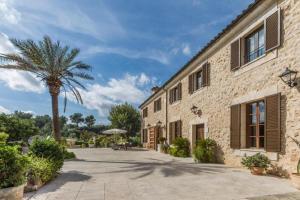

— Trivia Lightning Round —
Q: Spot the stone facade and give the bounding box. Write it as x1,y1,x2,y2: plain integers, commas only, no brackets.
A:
140,0,300,174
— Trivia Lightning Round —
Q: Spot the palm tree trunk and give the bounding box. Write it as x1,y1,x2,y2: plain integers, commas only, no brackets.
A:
51,93,61,141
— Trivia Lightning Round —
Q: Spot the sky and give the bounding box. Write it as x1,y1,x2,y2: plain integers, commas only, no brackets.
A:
0,0,253,124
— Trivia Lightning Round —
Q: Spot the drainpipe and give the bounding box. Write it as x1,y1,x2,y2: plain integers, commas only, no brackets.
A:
164,88,168,143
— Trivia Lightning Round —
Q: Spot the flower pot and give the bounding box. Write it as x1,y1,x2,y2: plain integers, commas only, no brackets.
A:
157,144,161,152
0,184,25,200
290,173,300,189
250,167,264,175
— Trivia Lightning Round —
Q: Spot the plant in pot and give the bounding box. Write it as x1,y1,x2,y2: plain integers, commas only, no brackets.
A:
288,136,300,189
88,139,95,148
157,137,166,152
241,153,271,175
0,145,29,200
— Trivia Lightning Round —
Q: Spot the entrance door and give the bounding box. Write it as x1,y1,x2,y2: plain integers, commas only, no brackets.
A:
195,124,205,141
148,127,156,150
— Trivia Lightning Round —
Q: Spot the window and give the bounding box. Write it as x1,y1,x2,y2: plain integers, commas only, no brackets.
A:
154,98,161,112
169,120,182,143
196,70,203,90
245,26,265,63
142,129,148,143
188,62,210,94
169,83,182,104
247,100,265,149
143,107,148,118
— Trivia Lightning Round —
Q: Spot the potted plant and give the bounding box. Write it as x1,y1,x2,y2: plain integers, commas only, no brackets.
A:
157,137,166,152
88,139,95,148
0,145,29,200
289,137,300,189
241,153,271,175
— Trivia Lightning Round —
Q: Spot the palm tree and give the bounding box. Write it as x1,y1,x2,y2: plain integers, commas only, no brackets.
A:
0,36,94,141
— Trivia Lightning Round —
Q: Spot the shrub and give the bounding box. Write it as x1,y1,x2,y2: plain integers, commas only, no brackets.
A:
29,138,64,172
128,136,141,147
63,150,76,159
241,153,271,170
169,137,190,157
27,156,54,184
75,140,83,145
0,132,9,145
0,145,29,188
193,138,217,163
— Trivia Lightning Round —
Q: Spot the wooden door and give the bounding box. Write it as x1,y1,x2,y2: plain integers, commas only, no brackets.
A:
196,124,205,141
149,127,156,150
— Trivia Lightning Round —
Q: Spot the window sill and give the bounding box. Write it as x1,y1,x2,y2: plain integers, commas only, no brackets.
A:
170,100,181,106
233,148,278,161
233,49,277,77
189,86,208,97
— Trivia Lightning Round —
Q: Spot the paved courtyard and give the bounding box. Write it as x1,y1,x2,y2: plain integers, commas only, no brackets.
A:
24,148,299,200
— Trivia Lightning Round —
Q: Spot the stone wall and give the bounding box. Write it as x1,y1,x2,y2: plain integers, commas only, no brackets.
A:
141,0,300,174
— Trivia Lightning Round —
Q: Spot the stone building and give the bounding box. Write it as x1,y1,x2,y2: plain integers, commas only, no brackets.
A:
139,0,300,174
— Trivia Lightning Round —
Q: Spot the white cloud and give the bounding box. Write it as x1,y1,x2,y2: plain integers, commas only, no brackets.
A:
0,0,126,41
0,105,11,114
87,46,170,65
67,73,155,118
0,0,21,25
182,44,191,56
0,33,45,93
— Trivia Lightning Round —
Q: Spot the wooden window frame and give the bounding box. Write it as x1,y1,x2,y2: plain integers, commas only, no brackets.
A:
169,83,181,104
246,99,265,149
142,129,148,143
154,98,161,113
143,107,148,118
244,25,265,64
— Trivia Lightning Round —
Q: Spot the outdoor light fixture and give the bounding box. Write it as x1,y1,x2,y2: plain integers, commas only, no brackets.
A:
156,120,162,127
191,105,198,113
190,105,202,117
279,67,298,88
147,124,151,127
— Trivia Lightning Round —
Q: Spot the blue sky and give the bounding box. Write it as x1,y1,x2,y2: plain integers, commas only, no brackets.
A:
0,0,253,123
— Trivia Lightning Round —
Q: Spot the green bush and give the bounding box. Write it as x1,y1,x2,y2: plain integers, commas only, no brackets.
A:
75,140,83,145
169,137,190,157
27,156,54,184
0,132,9,145
95,136,112,147
29,138,64,172
129,136,141,147
63,150,76,159
193,138,217,163
0,145,29,188
241,153,271,169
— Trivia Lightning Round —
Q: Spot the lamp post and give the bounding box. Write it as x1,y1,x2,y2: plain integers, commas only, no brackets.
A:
279,67,298,88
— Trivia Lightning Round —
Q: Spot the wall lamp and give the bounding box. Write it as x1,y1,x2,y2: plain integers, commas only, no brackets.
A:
190,105,202,117
279,67,298,88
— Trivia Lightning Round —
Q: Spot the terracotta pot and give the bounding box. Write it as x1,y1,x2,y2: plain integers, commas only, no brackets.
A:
290,173,300,189
250,167,264,175
0,184,25,200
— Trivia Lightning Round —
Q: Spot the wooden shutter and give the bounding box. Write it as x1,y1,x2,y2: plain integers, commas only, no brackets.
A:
178,120,182,137
266,10,280,52
188,74,194,94
169,90,172,104
169,122,175,143
265,93,281,152
230,39,240,71
230,104,241,149
178,83,182,100
202,62,210,87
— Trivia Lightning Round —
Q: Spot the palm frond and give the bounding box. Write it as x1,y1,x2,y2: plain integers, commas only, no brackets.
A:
72,72,94,80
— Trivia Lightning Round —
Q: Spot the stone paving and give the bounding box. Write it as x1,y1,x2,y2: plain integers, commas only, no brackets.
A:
24,148,299,200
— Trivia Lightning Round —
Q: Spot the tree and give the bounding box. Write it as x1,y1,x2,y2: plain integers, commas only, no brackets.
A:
0,113,38,141
34,115,52,136
108,103,141,137
69,113,84,127
13,111,33,119
85,115,96,128
0,36,94,141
